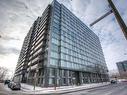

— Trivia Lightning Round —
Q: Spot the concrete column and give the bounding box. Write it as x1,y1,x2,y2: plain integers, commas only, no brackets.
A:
79,72,83,85
59,69,62,86
54,68,59,87
44,67,49,87
66,70,69,86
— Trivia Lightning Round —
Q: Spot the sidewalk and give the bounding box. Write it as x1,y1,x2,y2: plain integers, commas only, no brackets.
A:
21,82,110,94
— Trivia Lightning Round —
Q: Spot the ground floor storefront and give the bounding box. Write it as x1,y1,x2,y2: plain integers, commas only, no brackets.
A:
14,67,109,87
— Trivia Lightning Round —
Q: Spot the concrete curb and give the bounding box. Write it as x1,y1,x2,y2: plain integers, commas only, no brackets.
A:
57,83,110,94
28,83,110,95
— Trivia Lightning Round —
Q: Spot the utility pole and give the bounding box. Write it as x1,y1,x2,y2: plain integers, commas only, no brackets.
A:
90,0,127,40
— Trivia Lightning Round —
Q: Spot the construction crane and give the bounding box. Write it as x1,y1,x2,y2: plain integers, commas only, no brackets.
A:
90,0,127,40
90,10,113,26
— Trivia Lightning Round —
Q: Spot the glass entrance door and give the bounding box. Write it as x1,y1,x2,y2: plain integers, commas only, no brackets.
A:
72,71,81,85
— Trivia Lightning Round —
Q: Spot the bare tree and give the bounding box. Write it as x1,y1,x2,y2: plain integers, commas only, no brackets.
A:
0,66,8,80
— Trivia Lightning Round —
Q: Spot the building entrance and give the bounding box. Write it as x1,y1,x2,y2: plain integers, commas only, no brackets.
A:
72,71,81,85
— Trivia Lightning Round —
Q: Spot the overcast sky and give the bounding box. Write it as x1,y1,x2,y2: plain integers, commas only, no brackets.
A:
0,0,127,75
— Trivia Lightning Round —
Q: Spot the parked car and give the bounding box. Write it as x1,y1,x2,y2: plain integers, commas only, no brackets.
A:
8,81,13,88
4,80,10,85
110,80,117,84
10,82,21,90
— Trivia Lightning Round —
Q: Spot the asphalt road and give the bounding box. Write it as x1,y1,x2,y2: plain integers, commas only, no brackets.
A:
0,83,27,95
60,82,127,95
0,82,127,95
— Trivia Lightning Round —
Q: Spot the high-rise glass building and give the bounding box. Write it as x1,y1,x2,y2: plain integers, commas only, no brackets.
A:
14,0,109,87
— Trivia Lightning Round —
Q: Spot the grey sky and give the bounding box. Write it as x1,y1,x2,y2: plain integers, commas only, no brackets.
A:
0,0,127,75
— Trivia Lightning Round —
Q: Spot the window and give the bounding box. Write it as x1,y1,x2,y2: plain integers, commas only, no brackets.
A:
62,78,66,84
52,38,59,45
61,47,66,53
66,54,69,60
49,78,55,84
61,35,65,41
54,14,60,20
38,78,40,84
53,22,60,29
52,27,59,34
50,58,58,66
51,51,59,59
50,68,55,76
41,78,43,84
61,70,66,77
53,18,60,24
61,53,64,59
67,61,72,68
61,53,66,60
38,69,42,76
51,43,59,52
61,60,67,67
52,32,59,39
69,78,72,84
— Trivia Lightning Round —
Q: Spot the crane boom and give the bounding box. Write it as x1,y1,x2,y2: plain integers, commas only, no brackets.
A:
108,0,127,40
90,10,113,26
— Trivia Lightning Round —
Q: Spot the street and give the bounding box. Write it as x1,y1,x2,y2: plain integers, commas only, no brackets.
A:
0,82,127,95
60,82,127,95
0,83,27,95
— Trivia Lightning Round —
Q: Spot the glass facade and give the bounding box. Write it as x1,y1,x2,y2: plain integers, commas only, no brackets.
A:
117,60,127,77
49,1,107,73
116,61,127,73
47,0,109,86
14,0,109,87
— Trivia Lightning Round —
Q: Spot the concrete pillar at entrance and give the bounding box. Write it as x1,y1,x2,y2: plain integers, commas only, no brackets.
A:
54,68,59,87
44,68,49,87
79,72,83,85
66,70,69,86
59,69,62,86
